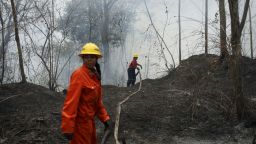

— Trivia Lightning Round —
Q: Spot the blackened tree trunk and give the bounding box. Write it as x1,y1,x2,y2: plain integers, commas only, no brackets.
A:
228,0,250,120
10,0,27,83
249,4,253,59
205,0,208,54
178,0,181,63
218,0,228,60
0,6,4,84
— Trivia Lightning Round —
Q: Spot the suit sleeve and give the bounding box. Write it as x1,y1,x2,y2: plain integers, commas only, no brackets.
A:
96,89,110,122
61,71,82,133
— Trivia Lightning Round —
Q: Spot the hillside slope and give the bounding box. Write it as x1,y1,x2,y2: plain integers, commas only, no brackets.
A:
103,54,256,143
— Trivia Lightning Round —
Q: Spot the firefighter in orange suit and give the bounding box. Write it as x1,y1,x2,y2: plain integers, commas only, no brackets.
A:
61,42,111,144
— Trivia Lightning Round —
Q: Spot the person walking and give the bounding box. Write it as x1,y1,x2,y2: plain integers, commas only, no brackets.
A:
61,42,111,144
127,53,142,87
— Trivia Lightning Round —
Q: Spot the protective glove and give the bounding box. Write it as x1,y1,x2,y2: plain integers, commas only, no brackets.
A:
63,133,73,141
104,120,114,132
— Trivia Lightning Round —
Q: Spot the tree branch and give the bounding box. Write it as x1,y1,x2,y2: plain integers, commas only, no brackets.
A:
239,0,250,36
143,0,176,68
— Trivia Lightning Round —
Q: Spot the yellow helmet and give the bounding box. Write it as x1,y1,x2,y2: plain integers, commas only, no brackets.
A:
133,53,138,58
79,43,102,58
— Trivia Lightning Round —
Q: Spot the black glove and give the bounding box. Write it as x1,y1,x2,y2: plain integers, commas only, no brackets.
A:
63,133,73,141
104,120,114,132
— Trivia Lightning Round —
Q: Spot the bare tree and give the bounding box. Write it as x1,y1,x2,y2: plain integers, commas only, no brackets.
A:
143,0,176,69
248,3,253,59
218,0,228,61
2,0,129,86
228,0,250,120
28,0,68,90
10,0,26,83
0,0,15,84
18,0,88,90
0,4,5,84
0,0,30,84
49,0,55,90
178,0,181,63
205,0,208,54
60,0,131,84
101,0,118,82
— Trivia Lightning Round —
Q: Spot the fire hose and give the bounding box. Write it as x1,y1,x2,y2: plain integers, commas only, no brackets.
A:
100,70,142,144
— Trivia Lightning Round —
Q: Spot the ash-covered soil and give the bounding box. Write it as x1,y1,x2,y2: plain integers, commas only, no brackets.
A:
1,54,256,144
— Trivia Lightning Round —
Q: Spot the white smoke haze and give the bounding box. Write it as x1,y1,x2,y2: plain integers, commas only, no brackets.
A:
106,0,219,86
103,0,256,86
2,0,256,89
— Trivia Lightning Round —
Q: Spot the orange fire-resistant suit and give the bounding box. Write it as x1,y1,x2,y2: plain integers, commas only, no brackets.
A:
61,64,110,144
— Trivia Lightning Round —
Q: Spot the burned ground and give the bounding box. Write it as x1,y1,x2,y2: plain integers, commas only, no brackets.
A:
0,54,256,144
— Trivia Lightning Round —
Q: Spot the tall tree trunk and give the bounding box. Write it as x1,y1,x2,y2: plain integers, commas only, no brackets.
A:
49,0,57,90
0,0,19,84
218,0,228,60
10,0,26,83
228,0,250,120
0,5,4,84
205,0,208,54
102,0,110,83
101,0,118,84
249,4,253,59
178,0,181,63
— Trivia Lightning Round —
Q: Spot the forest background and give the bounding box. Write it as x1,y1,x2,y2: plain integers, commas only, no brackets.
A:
0,0,255,89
